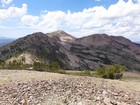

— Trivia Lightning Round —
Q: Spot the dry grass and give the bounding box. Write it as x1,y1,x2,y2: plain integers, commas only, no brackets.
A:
122,71,140,81
0,70,73,86
5,52,40,64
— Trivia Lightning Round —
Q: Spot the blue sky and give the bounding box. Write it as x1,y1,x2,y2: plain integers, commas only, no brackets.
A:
0,0,140,41
12,0,119,15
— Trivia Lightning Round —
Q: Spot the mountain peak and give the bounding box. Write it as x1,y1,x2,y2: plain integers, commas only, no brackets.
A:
1,31,140,71
47,30,76,42
55,30,67,33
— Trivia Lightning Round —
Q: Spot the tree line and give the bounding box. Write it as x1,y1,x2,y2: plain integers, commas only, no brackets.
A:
0,59,126,79
0,60,66,74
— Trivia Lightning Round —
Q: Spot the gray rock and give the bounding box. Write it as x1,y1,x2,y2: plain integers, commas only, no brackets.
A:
0,77,139,105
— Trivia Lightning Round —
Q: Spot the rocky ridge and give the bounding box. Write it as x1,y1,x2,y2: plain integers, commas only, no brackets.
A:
1,31,140,71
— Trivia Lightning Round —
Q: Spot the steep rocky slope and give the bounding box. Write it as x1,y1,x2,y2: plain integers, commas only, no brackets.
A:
0,31,140,71
0,32,70,68
70,34,140,70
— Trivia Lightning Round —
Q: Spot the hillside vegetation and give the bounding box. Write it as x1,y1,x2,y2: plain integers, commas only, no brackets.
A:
0,31,140,71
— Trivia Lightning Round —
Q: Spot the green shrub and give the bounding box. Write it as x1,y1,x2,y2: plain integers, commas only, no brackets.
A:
82,70,92,76
48,62,60,72
4,60,26,70
33,62,46,71
33,61,65,74
97,65,126,79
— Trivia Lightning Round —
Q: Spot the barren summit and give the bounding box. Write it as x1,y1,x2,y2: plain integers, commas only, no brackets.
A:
47,30,76,42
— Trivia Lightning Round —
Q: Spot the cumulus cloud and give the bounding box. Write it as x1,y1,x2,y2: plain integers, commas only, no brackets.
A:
1,0,13,7
0,4,27,20
133,0,140,3
21,15,39,26
20,0,140,40
0,0,140,41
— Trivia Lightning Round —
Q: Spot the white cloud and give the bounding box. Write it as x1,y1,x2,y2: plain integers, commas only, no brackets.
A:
1,0,12,4
20,0,140,41
21,15,39,26
0,4,27,20
1,0,13,7
133,0,140,3
0,0,140,41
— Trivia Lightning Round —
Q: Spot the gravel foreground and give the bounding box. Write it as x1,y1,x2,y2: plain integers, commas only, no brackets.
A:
0,70,140,105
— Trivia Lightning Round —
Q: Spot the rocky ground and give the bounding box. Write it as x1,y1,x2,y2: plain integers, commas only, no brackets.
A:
0,70,140,105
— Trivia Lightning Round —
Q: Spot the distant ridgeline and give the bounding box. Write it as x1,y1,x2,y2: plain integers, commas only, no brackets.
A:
0,37,15,47
0,31,140,71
